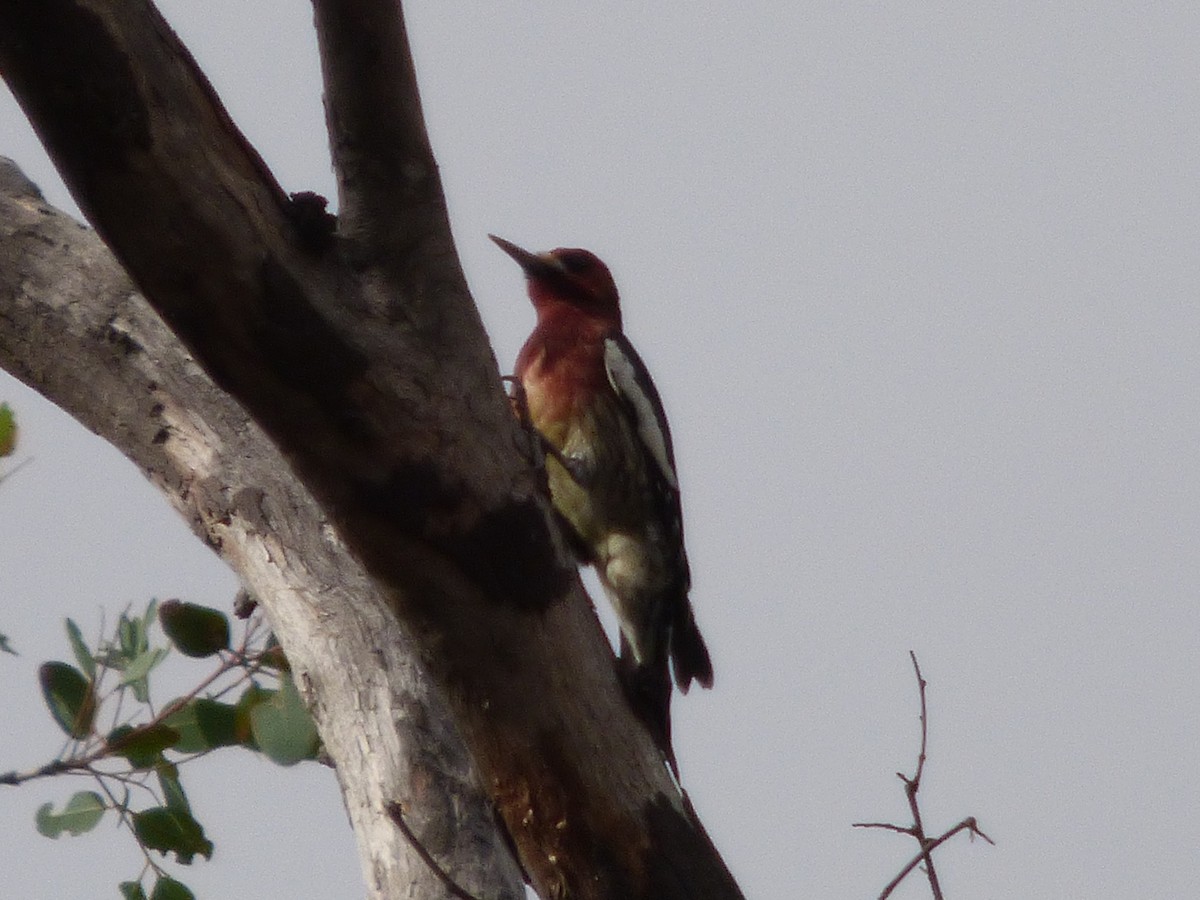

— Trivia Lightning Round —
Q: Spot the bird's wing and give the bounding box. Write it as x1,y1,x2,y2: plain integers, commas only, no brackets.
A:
602,333,679,490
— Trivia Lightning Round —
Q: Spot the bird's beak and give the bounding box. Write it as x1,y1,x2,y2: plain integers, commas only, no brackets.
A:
488,234,561,278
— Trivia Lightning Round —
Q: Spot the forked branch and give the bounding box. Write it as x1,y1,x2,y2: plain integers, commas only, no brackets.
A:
854,652,995,899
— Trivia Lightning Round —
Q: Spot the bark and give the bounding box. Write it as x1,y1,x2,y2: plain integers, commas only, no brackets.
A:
0,1,744,898
0,158,525,899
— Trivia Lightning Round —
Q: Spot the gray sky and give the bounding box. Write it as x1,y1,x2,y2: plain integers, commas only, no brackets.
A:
4,3,1200,897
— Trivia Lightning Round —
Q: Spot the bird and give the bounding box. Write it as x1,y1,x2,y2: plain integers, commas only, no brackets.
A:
490,234,713,771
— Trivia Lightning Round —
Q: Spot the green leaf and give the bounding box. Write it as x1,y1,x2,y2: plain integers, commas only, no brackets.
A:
121,646,168,704
94,645,126,671
249,675,319,766
38,661,95,738
34,802,58,837
150,877,195,900
163,698,240,753
0,632,16,655
35,791,106,837
119,882,148,900
143,598,159,640
120,647,168,686
118,612,139,658
106,723,180,768
258,635,290,672
65,618,96,679
157,763,190,814
233,683,273,751
0,403,16,457
132,806,213,865
117,607,153,661
158,600,230,658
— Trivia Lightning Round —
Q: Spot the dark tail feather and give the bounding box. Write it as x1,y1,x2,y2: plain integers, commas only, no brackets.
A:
617,635,677,778
671,605,713,693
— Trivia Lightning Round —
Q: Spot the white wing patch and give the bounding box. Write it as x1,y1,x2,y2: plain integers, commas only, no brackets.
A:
603,336,678,490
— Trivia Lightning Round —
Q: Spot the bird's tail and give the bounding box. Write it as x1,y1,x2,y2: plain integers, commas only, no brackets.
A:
670,604,713,693
616,601,713,778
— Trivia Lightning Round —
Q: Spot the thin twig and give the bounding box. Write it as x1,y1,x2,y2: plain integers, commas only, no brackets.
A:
0,455,33,485
877,818,995,899
385,801,483,900
2,614,274,788
853,652,994,899
903,651,941,898
92,768,168,880
851,821,911,836
0,759,73,786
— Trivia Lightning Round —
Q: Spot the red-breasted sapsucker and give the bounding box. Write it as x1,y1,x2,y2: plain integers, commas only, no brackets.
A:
491,235,713,769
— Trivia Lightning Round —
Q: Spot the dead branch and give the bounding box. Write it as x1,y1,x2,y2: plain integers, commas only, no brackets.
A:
854,652,994,899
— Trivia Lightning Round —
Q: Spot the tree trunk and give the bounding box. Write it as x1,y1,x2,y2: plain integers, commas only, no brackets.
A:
0,157,526,899
0,2,744,898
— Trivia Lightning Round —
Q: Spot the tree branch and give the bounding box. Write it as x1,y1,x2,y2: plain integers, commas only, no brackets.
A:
903,651,939,897
0,1,743,895
853,653,994,900
0,158,524,899
311,0,450,255
877,818,995,900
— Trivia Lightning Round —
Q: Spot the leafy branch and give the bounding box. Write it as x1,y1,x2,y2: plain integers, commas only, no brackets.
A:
2,596,321,900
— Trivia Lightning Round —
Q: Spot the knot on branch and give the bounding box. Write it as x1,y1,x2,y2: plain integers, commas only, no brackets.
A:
287,191,338,255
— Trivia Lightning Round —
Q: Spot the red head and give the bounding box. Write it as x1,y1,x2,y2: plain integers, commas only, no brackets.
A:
489,235,622,326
